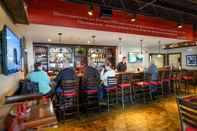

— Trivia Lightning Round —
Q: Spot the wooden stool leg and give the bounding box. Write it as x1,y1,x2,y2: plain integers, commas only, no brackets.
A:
107,93,110,112
121,88,124,110
129,86,133,104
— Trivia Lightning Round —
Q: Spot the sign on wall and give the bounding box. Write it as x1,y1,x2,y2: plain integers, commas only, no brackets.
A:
186,55,197,66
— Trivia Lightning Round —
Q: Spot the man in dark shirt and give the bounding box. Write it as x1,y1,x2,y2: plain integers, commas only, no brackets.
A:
117,57,127,72
55,62,77,88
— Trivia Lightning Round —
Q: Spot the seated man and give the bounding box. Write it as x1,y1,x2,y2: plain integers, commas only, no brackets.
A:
117,56,127,72
54,61,78,90
27,62,51,94
148,60,158,81
85,61,99,80
98,62,116,101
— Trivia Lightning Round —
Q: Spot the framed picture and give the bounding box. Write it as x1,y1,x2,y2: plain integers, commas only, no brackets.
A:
186,55,197,66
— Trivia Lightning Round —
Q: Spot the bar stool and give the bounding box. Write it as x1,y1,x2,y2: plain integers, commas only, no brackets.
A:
132,73,153,103
170,70,181,95
106,76,118,112
53,79,79,122
181,70,193,95
160,70,171,96
81,78,99,113
118,73,133,110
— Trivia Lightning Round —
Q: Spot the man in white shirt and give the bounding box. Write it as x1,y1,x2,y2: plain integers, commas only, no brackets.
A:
98,62,116,101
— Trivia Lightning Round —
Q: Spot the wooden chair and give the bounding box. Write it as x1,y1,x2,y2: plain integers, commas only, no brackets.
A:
53,79,79,122
176,96,197,131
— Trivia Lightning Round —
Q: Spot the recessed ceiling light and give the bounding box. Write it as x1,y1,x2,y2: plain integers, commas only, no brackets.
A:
88,40,90,44
177,23,183,29
131,18,136,22
48,38,52,42
88,10,93,16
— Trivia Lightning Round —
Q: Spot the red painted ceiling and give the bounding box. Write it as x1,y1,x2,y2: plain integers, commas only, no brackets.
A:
25,0,194,40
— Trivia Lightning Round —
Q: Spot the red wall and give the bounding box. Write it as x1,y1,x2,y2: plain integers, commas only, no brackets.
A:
25,0,194,40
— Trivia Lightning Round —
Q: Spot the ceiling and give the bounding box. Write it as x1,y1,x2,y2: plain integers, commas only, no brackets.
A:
18,24,184,48
67,0,197,28
2,0,197,30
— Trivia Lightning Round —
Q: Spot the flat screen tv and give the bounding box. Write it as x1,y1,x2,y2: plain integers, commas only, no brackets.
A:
1,25,22,75
128,52,143,63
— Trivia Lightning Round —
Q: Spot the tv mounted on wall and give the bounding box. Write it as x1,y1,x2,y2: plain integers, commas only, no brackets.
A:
1,25,22,75
128,52,144,63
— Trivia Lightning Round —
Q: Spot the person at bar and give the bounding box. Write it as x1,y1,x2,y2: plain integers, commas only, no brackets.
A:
54,61,77,88
148,60,158,81
27,62,51,94
117,56,127,72
84,60,99,80
98,61,116,101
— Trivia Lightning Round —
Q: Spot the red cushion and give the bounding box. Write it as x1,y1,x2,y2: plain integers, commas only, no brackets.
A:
81,89,97,94
186,126,197,131
149,81,161,86
161,78,170,82
134,82,151,87
61,91,77,97
106,86,117,92
118,83,130,89
170,77,178,80
182,76,193,80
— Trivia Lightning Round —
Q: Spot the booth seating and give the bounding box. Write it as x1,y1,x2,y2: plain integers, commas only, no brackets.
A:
176,95,197,131
53,80,79,122
117,73,133,110
81,78,99,113
106,77,118,112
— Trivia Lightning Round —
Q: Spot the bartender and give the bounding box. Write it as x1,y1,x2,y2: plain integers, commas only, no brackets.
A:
117,56,127,72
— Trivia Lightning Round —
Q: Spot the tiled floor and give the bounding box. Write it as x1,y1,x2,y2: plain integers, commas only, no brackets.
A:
43,96,181,131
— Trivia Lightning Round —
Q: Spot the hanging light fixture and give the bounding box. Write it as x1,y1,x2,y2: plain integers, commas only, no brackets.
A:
58,32,62,43
157,40,162,57
138,39,143,58
118,37,123,55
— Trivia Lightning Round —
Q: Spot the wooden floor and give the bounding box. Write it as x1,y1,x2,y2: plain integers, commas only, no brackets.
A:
41,96,180,131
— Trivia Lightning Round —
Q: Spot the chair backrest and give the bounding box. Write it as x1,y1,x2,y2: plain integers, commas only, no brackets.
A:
60,79,79,91
85,78,99,89
132,73,143,82
107,77,118,87
177,96,197,131
143,73,151,82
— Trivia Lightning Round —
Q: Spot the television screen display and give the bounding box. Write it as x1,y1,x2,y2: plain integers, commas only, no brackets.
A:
128,52,143,63
1,26,21,75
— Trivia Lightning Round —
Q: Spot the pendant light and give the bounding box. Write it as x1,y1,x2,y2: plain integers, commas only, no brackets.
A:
58,32,62,44
157,40,162,58
138,39,143,58
118,37,123,59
